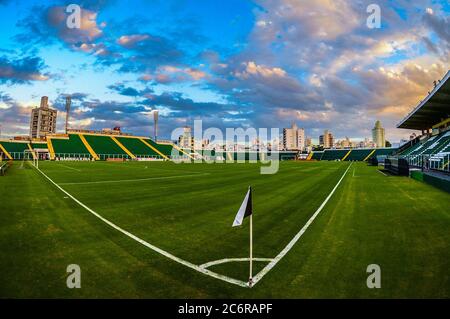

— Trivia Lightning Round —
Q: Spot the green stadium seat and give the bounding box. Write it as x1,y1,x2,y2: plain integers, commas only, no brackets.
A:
0,141,30,159
116,137,161,158
321,149,349,161
83,135,129,160
345,149,372,161
51,135,90,158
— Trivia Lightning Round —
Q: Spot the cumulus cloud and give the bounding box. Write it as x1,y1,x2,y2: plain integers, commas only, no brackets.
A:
117,34,150,48
139,65,207,84
0,92,35,136
16,5,105,47
0,55,49,84
107,83,153,97
4,0,449,141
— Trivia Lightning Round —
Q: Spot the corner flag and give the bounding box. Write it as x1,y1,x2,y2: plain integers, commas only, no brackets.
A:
232,186,254,287
232,186,252,227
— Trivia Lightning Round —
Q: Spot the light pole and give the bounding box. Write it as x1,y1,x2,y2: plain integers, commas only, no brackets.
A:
65,95,71,134
152,109,159,142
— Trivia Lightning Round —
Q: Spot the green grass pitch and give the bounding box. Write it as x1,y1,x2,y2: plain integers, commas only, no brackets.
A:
0,160,449,298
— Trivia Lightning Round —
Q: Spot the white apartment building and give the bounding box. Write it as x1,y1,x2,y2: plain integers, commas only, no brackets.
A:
283,123,305,151
29,96,58,139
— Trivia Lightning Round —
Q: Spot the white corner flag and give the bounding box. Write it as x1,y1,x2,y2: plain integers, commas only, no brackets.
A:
232,186,252,227
232,186,254,287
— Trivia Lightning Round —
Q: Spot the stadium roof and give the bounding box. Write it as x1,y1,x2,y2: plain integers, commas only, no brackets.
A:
397,70,450,130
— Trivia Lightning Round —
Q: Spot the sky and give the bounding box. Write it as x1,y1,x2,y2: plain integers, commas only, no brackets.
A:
0,0,449,143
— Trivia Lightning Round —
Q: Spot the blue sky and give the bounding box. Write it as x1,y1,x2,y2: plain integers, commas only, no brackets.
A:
0,0,449,143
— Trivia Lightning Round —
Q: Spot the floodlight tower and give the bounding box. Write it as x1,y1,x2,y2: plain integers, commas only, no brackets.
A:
153,109,159,142
65,95,71,134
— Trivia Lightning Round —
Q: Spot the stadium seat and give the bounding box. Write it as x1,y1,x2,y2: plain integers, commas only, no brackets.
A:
310,152,324,160
51,135,91,158
83,135,130,160
115,137,161,158
321,149,349,161
344,149,372,161
0,141,30,159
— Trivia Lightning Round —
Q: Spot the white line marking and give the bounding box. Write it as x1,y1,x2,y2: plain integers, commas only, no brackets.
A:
58,173,210,185
251,162,353,286
378,169,387,176
56,163,82,172
200,258,273,269
33,166,248,288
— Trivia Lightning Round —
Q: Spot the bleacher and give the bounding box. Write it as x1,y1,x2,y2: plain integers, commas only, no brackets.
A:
405,131,450,158
344,149,372,161
310,151,324,160
0,141,30,159
31,142,48,150
51,135,91,158
144,139,175,157
83,135,129,160
115,137,161,158
307,148,396,162
1,133,191,161
395,70,450,178
429,133,450,171
372,148,396,157
402,130,450,171
321,149,348,161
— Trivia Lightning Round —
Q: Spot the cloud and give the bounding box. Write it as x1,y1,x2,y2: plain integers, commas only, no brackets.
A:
4,0,449,142
117,34,150,48
107,83,154,97
422,9,450,61
15,5,105,48
234,62,286,79
139,65,207,84
115,33,184,73
0,55,49,84
0,92,35,136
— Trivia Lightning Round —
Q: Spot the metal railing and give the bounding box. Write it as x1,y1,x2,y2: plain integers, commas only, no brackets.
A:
401,154,450,173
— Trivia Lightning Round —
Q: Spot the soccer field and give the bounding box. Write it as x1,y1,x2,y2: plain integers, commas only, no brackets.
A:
0,160,449,298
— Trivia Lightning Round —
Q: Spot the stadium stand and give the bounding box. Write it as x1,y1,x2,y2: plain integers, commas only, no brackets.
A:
115,137,162,159
307,148,395,162
310,151,324,160
344,149,373,161
142,139,194,160
390,69,450,191
429,133,450,171
372,148,396,157
321,149,348,161
145,139,174,156
83,134,129,160
0,141,29,159
50,135,91,159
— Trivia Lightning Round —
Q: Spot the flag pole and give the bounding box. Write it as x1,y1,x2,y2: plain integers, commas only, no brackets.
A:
249,192,253,287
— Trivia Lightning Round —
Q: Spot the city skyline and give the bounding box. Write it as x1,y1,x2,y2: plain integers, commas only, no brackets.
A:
0,0,449,142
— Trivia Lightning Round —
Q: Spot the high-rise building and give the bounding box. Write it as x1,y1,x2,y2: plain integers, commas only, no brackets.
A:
283,123,305,150
372,120,385,148
319,130,334,148
29,96,58,139
178,126,194,149
305,137,312,147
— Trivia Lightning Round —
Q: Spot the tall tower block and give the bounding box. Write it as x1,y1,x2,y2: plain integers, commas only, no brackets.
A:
65,96,71,134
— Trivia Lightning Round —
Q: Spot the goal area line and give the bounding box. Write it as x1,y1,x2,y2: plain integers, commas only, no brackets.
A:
32,162,352,288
